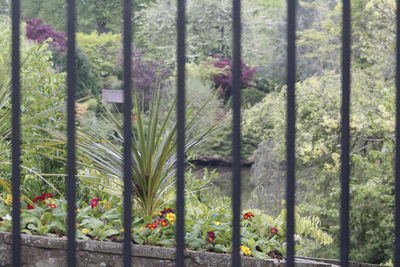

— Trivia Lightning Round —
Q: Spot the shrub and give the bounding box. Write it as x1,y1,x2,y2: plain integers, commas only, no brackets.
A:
251,68,282,94
77,32,121,89
51,47,101,98
0,19,66,198
226,87,266,108
197,116,261,162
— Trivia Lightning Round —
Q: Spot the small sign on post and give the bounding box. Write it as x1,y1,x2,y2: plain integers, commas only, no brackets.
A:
102,89,124,103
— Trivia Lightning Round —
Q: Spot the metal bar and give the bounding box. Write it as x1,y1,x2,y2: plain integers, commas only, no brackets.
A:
122,0,133,266
66,0,77,265
176,0,186,265
340,0,351,266
11,0,21,265
286,0,296,266
231,0,241,266
395,0,400,266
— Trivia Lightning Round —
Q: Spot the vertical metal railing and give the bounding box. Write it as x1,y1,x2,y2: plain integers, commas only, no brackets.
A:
286,0,296,266
231,0,242,266
122,0,133,266
11,0,21,266
66,0,77,265
175,0,186,265
340,0,351,266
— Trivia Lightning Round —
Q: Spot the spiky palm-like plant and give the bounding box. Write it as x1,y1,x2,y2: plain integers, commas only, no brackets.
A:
44,94,214,216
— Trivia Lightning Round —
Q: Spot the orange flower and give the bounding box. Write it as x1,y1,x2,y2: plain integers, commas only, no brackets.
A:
206,231,216,243
160,220,168,227
145,223,158,231
49,203,57,209
270,227,279,235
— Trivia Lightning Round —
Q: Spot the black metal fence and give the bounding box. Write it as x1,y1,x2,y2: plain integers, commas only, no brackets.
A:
8,0,400,266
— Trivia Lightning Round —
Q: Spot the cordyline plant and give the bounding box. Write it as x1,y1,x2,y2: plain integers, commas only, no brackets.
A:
42,93,215,216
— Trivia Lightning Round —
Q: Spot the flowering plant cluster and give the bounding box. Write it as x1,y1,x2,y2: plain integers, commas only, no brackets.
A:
29,193,57,210
0,191,332,261
145,208,176,231
0,195,123,241
132,206,287,259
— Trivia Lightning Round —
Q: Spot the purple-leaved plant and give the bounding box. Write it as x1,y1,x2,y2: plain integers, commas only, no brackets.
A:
212,56,256,101
25,18,67,53
130,49,172,109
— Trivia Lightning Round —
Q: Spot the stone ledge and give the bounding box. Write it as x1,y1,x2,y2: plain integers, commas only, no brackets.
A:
0,231,335,266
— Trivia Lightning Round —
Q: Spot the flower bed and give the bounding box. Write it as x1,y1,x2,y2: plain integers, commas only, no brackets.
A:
0,194,334,261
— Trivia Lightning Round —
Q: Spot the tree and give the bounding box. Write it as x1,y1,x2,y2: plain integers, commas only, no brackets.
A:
21,0,153,33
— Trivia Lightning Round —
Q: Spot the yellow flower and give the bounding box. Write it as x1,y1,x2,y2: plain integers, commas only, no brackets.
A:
214,221,221,226
82,228,90,234
166,213,176,223
99,200,112,210
44,198,55,205
240,245,252,256
5,195,12,206
120,228,125,233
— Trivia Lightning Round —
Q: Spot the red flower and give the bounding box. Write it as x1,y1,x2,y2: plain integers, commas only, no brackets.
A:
32,193,53,203
145,223,158,231
49,203,57,209
206,231,216,243
160,220,168,227
90,198,101,209
270,227,279,235
244,212,254,220
32,196,44,203
27,204,35,210
42,193,53,199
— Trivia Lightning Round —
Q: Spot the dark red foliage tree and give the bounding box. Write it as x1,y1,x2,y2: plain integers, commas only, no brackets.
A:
25,18,67,52
212,56,256,101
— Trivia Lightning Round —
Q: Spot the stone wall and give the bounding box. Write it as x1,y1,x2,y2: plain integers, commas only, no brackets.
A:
0,232,377,267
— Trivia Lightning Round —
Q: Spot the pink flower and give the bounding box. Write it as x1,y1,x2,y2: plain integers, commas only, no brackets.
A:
91,198,101,209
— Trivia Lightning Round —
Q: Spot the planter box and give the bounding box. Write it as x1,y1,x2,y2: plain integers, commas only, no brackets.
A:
0,232,374,267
